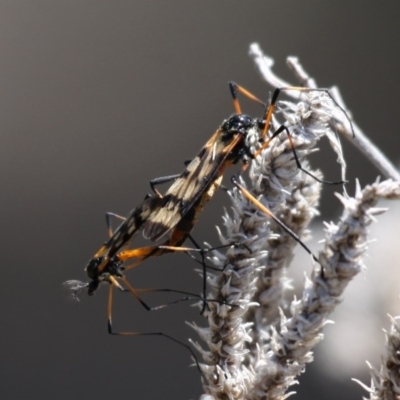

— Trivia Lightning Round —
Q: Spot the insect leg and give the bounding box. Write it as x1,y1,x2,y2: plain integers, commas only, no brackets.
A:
166,239,248,312
230,83,350,185
111,275,215,311
106,282,203,374
105,212,126,238
149,160,192,197
271,86,355,137
117,242,214,273
109,274,236,327
254,123,346,185
183,251,225,270
117,242,212,313
231,174,319,263
229,81,266,114
116,238,229,314
185,234,209,315
150,173,182,198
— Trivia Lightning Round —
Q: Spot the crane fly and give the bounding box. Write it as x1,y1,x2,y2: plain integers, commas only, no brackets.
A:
65,82,350,346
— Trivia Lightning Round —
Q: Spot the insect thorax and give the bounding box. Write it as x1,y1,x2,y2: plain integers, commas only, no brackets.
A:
221,114,261,161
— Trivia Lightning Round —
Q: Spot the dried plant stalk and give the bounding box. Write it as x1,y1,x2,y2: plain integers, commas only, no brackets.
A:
192,47,400,400
354,314,400,400
249,43,400,182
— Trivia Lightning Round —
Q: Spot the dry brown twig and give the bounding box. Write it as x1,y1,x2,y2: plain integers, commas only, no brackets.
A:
192,44,400,400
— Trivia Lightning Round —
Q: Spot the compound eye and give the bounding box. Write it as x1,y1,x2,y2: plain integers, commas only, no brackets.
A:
227,114,252,131
230,115,243,126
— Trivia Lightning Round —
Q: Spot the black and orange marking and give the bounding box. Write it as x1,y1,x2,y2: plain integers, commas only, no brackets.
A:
66,82,352,363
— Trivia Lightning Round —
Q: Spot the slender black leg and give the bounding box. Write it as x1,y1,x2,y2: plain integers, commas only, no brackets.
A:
106,284,203,374
231,173,319,263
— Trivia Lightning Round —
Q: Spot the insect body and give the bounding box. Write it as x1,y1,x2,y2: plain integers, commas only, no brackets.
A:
66,82,346,326
64,82,353,378
78,112,261,298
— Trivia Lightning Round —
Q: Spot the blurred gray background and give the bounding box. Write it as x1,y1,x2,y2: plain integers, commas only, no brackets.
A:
1,1,400,399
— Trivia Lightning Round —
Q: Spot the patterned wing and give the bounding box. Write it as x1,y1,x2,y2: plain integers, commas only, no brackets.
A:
142,129,242,241
103,195,162,258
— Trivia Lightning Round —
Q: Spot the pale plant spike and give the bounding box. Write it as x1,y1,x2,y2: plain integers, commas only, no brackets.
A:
278,94,348,194
357,313,400,399
245,180,400,400
334,191,348,206
281,392,296,400
194,82,340,398
244,84,329,334
364,209,379,224
329,86,354,131
250,43,400,181
286,56,317,89
260,81,349,196
369,206,389,216
193,46,400,399
355,178,363,197
352,378,374,394
249,43,291,89
199,395,215,400
245,131,322,330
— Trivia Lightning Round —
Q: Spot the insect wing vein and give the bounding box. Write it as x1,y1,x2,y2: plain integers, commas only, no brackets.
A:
143,130,242,241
